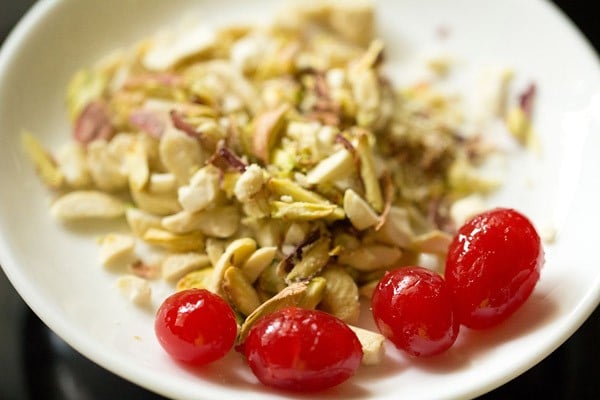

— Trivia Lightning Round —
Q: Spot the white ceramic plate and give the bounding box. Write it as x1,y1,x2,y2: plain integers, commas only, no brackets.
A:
1,0,599,399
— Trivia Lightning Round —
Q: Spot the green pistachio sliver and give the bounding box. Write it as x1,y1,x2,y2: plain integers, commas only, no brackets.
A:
286,235,331,283
357,133,384,212
298,277,327,309
271,201,344,221
267,178,329,204
318,265,360,324
257,261,287,295
238,281,308,343
223,266,262,316
207,238,257,296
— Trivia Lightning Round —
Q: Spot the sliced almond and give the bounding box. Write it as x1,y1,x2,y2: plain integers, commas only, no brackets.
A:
176,267,214,291
98,233,136,268
51,191,125,220
161,206,239,238
127,142,149,191
241,246,278,284
159,128,205,184
131,189,182,216
343,189,379,230
55,141,91,188
305,149,354,185
21,132,64,189
125,207,163,237
337,245,402,271
116,275,152,307
87,139,128,192
162,252,211,282
410,230,452,254
148,173,177,194
348,325,385,366
143,228,204,252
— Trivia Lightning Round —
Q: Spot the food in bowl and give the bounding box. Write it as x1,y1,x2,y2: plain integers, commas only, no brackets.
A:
22,0,543,392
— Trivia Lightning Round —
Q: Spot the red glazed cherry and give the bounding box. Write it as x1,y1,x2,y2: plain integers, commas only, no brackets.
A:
445,208,544,329
242,307,363,392
371,266,459,357
155,289,237,365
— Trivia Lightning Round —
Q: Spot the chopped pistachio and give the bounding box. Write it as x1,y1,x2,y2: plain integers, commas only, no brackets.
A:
356,132,384,212
318,265,360,324
286,235,331,283
223,266,262,316
271,201,344,221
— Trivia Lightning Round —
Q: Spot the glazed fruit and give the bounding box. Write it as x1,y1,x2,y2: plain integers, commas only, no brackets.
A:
241,306,363,392
371,266,459,357
445,208,544,329
155,289,237,365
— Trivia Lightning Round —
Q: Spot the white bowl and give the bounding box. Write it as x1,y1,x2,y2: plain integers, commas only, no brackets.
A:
1,0,599,399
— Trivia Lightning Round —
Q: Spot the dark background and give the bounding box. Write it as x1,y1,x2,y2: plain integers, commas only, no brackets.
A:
1,1,598,399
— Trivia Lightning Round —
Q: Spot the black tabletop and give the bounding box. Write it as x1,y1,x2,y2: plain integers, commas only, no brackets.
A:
1,1,598,399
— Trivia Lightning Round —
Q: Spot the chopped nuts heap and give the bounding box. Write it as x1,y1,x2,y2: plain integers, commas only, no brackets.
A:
22,0,521,365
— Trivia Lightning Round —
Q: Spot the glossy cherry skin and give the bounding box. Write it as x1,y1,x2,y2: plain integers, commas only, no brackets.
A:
155,289,237,365
445,208,544,329
242,307,363,392
371,266,459,357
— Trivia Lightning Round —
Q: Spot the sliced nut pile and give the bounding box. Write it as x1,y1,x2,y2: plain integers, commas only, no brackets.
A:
22,1,517,364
